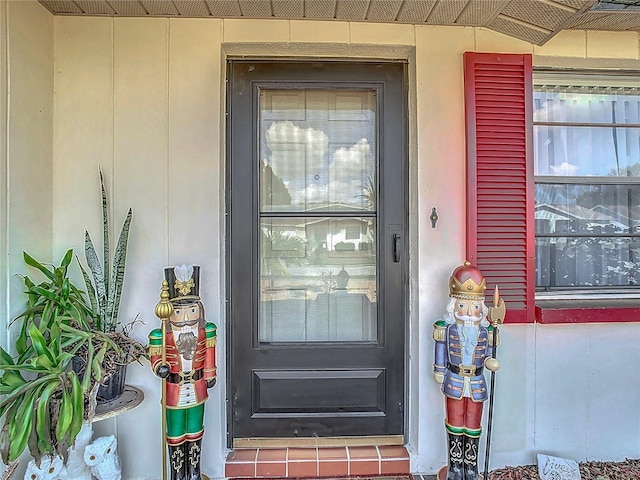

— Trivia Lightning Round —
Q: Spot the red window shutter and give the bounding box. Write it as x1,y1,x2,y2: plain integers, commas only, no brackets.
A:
464,52,534,324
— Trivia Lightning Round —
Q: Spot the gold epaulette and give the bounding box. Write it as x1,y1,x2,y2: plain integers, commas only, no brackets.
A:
206,337,217,348
433,320,446,342
148,345,163,356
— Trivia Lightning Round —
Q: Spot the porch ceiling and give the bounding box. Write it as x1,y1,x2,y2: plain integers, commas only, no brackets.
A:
37,0,640,46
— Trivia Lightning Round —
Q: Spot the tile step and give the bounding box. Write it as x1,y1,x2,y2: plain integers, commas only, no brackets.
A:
225,445,410,478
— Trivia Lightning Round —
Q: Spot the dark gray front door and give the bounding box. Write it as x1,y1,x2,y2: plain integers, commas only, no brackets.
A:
227,60,407,442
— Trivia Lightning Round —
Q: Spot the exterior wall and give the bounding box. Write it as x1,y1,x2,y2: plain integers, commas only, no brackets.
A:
53,16,225,478
3,3,640,478
1,3,53,476
1,1,53,363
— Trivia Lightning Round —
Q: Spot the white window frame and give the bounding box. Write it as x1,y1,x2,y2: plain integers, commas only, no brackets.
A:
533,70,640,298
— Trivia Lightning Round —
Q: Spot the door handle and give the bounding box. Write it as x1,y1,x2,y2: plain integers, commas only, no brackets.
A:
393,233,402,263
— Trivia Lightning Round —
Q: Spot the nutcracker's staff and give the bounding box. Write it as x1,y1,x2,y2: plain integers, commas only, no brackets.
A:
154,281,174,480
483,286,506,479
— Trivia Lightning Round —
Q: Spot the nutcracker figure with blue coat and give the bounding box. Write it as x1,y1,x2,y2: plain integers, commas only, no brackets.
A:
149,265,217,480
433,262,502,480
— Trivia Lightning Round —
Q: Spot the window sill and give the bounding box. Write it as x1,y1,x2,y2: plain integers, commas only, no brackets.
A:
535,298,640,324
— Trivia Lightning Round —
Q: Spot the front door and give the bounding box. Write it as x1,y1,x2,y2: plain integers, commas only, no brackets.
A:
227,60,407,442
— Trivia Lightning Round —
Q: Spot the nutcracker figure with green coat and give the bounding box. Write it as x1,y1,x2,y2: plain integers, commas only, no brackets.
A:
149,265,217,480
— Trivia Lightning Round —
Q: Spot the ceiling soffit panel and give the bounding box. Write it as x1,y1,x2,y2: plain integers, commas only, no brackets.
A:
396,0,436,22
565,11,640,29
272,0,305,18
238,0,272,17
595,13,640,29
172,1,211,17
426,0,468,23
74,0,116,14
367,0,404,21
205,0,242,17
107,0,148,15
554,0,596,8
334,0,369,20
34,0,640,45
305,0,337,18
488,15,551,44
502,0,577,30
39,0,83,14
455,0,509,26
141,0,180,15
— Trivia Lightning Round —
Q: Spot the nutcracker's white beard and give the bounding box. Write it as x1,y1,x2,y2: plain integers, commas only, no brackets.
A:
176,331,197,360
456,318,480,357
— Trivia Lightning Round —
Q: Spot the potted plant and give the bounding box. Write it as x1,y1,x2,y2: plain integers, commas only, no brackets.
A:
0,173,144,471
0,250,111,465
76,169,145,402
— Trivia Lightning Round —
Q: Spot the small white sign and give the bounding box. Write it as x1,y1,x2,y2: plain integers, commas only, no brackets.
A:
537,453,581,480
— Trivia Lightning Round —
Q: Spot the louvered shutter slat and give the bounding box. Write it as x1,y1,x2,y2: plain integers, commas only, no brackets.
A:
464,52,534,324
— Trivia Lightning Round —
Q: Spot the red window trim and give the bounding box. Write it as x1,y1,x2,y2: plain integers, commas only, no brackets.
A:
536,305,640,324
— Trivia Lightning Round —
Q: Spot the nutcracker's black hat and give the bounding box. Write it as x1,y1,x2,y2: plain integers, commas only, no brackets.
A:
164,265,200,305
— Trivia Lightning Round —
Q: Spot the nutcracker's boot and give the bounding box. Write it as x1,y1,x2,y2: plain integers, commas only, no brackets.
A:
186,439,203,480
463,434,480,480
446,432,464,480
169,444,187,480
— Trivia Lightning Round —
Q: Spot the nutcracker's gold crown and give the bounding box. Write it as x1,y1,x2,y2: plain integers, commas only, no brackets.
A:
449,261,486,299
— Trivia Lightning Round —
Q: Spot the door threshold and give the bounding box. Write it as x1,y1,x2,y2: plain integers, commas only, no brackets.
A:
233,435,404,448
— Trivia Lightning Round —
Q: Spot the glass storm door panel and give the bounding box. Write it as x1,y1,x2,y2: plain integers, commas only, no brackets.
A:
259,89,377,344
228,61,407,441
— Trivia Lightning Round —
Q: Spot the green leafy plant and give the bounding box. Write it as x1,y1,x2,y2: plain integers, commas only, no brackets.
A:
78,169,132,334
0,251,111,464
14,250,93,354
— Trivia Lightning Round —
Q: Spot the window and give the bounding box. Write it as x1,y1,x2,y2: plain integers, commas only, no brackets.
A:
466,54,640,323
534,72,640,292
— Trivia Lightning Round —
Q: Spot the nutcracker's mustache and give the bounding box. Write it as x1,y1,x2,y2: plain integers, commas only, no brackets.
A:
455,313,482,322
176,331,197,360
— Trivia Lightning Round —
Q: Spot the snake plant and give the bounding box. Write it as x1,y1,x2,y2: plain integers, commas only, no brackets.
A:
78,169,132,333
0,251,110,464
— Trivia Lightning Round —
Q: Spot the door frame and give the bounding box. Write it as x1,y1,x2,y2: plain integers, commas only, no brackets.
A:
225,58,410,446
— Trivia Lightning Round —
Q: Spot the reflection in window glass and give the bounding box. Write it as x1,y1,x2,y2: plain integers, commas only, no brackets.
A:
259,90,377,213
534,126,640,177
534,78,640,290
533,86,640,125
535,183,640,287
259,217,376,343
258,88,378,343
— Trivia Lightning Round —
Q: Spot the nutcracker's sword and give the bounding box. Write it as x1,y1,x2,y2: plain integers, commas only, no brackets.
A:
483,286,506,480
155,281,174,480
